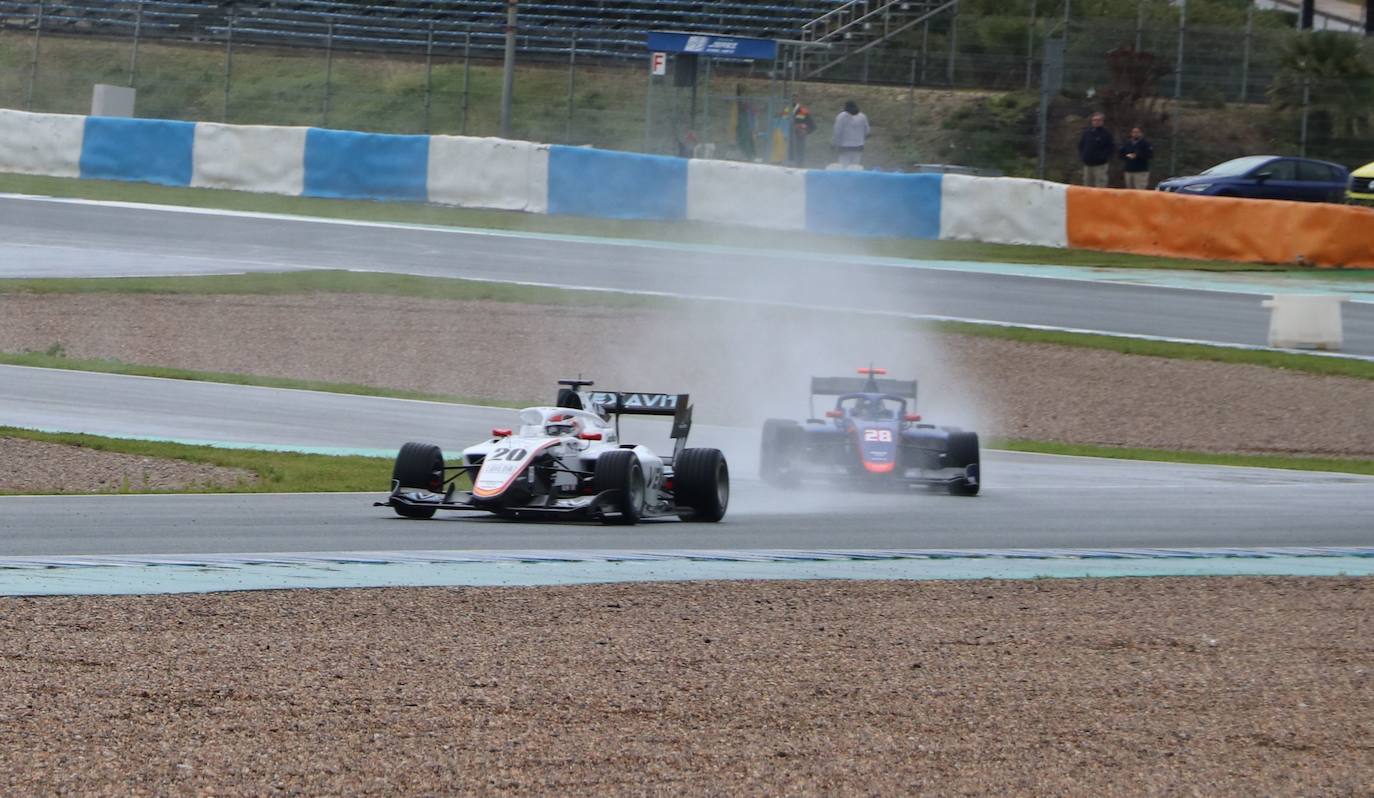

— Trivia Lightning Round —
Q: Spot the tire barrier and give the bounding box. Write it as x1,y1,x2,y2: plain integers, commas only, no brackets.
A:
4,109,1369,268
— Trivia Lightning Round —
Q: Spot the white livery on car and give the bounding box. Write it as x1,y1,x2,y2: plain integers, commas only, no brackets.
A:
377,379,729,524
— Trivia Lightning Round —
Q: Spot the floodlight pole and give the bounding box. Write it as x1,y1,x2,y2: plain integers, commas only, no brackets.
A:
500,0,517,138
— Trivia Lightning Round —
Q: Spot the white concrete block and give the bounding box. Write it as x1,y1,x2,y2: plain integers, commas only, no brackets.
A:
0,109,85,177
940,174,1069,249
191,123,307,195
427,135,550,213
1261,294,1346,350
91,84,136,117
686,158,806,231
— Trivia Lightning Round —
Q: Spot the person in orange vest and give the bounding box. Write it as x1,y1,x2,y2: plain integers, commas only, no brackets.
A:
787,95,816,167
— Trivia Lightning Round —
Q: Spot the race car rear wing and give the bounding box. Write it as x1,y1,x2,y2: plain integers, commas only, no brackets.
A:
559,381,694,460
811,377,918,399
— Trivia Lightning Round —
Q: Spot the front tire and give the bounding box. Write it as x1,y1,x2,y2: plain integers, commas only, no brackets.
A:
675,448,729,522
595,449,644,525
945,432,981,497
392,442,444,519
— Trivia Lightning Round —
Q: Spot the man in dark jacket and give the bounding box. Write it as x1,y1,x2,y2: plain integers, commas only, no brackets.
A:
1078,112,1114,187
1119,126,1153,189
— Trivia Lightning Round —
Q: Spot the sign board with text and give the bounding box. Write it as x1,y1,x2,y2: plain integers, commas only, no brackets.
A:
644,31,777,61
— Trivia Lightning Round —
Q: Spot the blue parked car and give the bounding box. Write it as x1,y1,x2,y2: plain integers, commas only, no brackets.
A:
1157,155,1350,203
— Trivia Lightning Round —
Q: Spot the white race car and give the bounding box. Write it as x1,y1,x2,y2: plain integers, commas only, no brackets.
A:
377,379,729,524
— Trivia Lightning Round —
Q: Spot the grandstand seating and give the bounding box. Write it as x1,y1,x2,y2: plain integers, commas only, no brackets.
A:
0,0,854,60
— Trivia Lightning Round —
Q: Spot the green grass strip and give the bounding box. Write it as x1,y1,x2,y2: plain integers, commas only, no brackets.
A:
935,321,1374,381
0,426,392,495
5,171,1354,273
0,269,658,307
3,426,1368,499
995,439,1374,477
0,351,528,408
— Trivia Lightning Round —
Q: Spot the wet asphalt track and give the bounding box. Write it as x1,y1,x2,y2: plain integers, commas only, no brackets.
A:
5,195,1374,354
1,196,1371,558
2,366,1372,557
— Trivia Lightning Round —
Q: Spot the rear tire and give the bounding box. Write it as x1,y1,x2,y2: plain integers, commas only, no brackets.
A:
392,442,444,519
675,448,729,522
595,449,644,525
759,418,800,487
945,432,981,497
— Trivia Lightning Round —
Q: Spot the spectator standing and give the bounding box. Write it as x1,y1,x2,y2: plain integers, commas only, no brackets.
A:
1077,111,1114,188
1119,126,1153,189
787,95,816,167
831,100,870,168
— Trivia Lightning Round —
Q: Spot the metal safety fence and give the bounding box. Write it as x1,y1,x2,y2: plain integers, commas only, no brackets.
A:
0,0,1370,182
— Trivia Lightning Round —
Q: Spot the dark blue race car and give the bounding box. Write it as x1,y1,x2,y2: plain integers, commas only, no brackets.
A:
759,368,981,496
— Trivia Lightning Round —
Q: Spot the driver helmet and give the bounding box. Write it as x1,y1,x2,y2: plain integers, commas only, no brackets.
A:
545,412,582,437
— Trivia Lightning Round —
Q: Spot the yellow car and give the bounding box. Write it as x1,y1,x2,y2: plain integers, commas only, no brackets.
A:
1350,161,1374,205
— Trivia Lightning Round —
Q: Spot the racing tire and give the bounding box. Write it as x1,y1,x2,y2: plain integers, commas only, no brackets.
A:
759,419,801,487
391,442,444,519
945,432,981,497
675,448,730,522
595,449,644,525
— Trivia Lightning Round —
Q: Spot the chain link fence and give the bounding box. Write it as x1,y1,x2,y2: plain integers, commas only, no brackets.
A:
1,2,1370,184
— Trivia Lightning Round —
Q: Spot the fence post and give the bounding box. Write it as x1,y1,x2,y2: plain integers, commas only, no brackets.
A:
643,67,653,152
423,23,434,134
862,48,870,84
323,23,334,127
566,33,576,142
920,19,929,84
1299,78,1310,157
703,53,711,144
1169,0,1185,177
1134,0,1143,51
500,0,517,138
1026,0,1036,91
26,0,43,111
947,6,958,86
461,29,471,135
222,13,234,122
129,0,144,87
1062,0,1070,51
908,54,917,141
1240,4,1253,103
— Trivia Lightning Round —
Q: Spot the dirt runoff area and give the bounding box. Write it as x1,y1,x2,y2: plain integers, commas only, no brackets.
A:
2,292,1373,494
0,578,1370,795
3,292,1372,793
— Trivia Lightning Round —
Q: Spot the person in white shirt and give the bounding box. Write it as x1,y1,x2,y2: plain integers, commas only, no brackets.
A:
831,100,870,168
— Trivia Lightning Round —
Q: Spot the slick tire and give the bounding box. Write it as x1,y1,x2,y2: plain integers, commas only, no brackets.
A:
596,449,644,525
945,432,981,497
675,448,730,522
759,418,801,487
392,442,444,519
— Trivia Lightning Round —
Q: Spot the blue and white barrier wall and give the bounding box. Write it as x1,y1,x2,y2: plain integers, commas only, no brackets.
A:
8,109,1362,265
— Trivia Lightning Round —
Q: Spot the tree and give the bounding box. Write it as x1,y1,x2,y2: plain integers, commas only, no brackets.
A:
1268,31,1374,141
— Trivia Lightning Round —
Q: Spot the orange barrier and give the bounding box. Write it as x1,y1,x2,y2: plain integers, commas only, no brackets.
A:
1066,187,1374,269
